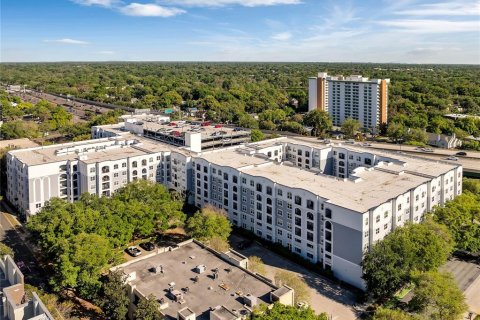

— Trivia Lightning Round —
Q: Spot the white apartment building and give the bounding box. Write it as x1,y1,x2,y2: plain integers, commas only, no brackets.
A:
6,117,462,289
308,72,390,129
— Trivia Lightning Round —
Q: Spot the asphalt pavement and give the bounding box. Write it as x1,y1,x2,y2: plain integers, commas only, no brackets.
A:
0,201,47,289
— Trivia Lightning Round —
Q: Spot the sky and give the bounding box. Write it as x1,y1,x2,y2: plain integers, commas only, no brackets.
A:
1,0,479,63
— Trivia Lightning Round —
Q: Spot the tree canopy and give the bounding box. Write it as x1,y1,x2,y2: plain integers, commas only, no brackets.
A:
362,220,454,299
432,180,480,253
409,271,467,320
252,303,328,320
185,205,232,243
27,180,185,298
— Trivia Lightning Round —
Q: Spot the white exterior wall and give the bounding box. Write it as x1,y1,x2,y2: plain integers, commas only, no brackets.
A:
308,78,318,112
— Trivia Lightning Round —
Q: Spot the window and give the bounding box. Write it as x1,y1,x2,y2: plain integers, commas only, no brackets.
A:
384,223,388,230
294,196,302,206
325,221,332,230
295,217,301,226
307,232,313,241
307,200,314,209
256,183,262,192
325,208,332,219
277,189,283,196
384,211,388,218
307,212,314,220
287,192,292,199
233,176,238,183
397,204,402,211
376,215,380,223
307,221,314,231
375,228,380,234
364,158,372,165
266,186,272,195
277,229,283,235
295,208,301,216
295,227,301,237
132,161,137,168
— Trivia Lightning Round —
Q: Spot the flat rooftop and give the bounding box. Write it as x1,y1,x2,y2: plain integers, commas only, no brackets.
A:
9,136,190,166
120,241,277,320
240,162,430,212
196,150,271,169
142,122,250,141
0,138,39,150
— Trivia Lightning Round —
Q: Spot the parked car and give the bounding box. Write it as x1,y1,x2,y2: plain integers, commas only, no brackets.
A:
126,246,142,257
237,240,253,249
140,242,155,251
422,147,434,152
455,151,467,156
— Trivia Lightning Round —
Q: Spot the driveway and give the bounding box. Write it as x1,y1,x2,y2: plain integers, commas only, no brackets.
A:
442,258,480,315
230,234,358,320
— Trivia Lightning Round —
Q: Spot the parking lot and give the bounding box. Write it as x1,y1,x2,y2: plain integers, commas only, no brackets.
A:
442,257,480,315
230,234,358,320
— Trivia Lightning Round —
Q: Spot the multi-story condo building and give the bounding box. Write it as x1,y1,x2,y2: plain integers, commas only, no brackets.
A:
308,72,390,129
6,117,462,289
1,255,53,320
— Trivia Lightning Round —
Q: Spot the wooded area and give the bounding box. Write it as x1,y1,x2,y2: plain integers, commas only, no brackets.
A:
1,63,479,147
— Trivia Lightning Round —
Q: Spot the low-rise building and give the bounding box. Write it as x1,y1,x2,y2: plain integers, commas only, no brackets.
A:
0,255,53,320
427,132,462,149
111,239,294,320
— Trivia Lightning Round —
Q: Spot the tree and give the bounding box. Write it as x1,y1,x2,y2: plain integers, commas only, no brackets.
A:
432,191,480,253
341,118,361,138
251,129,265,142
373,308,418,320
97,270,130,320
208,236,230,252
248,256,267,276
27,181,185,299
0,120,39,139
463,178,480,195
362,220,454,299
51,233,117,299
133,294,163,320
409,271,467,320
274,270,310,304
406,128,428,144
186,205,232,242
387,122,406,142
252,303,328,320
0,242,14,258
303,110,332,137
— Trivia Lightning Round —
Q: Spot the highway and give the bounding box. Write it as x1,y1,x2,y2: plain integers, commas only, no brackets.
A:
290,136,480,177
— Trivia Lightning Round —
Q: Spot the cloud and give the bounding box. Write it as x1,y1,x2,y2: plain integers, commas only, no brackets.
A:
378,19,480,33
97,50,115,54
43,38,89,45
119,3,185,16
271,32,292,41
395,1,480,16
162,0,301,7
72,0,118,7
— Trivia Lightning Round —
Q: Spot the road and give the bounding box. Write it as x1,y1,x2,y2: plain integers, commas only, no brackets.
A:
291,136,480,176
12,91,112,124
0,201,47,289
230,234,358,320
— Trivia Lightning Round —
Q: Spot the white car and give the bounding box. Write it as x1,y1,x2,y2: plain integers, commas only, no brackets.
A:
445,156,458,161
